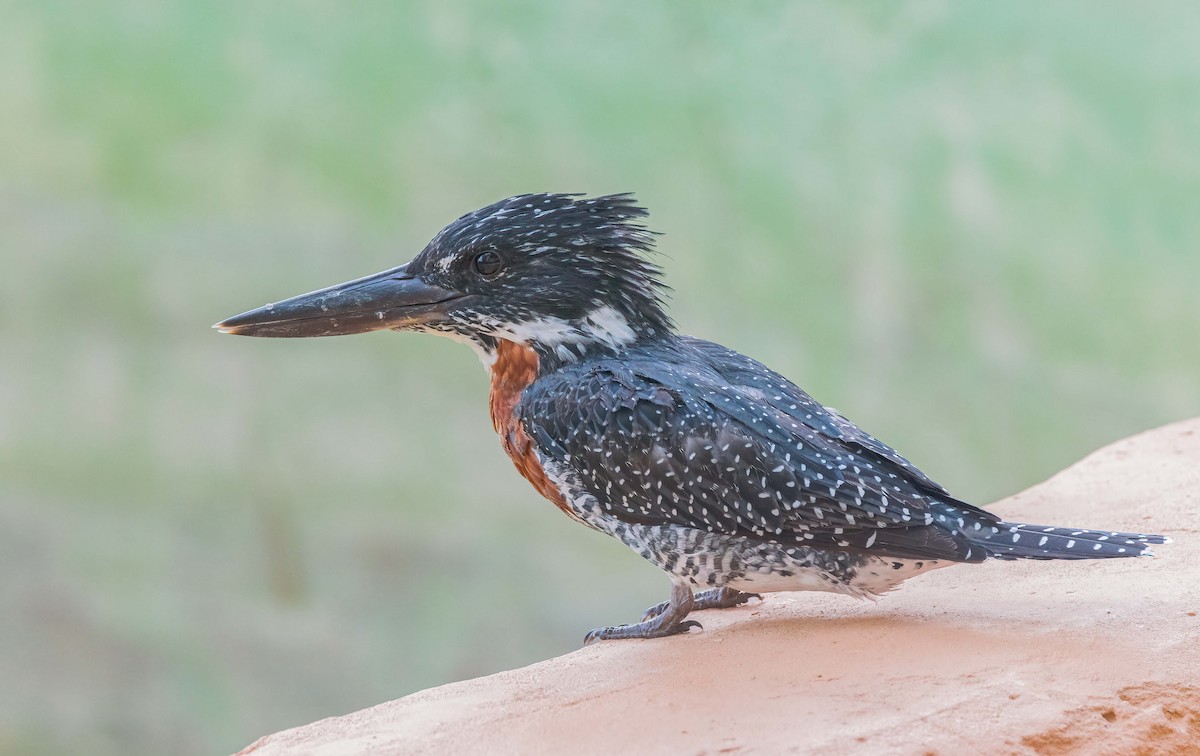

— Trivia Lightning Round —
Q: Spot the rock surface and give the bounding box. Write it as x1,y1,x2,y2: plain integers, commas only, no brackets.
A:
239,420,1200,755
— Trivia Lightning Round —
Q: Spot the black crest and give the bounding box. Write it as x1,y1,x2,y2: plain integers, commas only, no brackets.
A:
411,193,674,345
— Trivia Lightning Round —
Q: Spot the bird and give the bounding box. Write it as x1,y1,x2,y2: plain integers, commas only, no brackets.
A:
216,193,1169,643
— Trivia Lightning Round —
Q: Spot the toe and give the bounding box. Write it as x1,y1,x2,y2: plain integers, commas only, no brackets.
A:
583,627,611,645
678,620,703,634
641,601,669,621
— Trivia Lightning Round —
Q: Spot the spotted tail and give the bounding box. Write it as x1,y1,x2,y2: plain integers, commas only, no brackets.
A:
970,521,1169,560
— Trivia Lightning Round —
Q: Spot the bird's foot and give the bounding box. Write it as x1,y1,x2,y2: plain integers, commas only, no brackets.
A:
641,587,761,621
585,581,700,644
583,617,702,644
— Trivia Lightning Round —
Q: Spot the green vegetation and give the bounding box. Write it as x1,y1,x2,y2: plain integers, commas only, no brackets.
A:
1,2,1197,753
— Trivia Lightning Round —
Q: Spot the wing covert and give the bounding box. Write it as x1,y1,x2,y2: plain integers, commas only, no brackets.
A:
520,341,991,562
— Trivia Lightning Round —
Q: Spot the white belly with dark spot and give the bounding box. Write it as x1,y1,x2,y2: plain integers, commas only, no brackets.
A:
545,461,953,598
843,557,949,595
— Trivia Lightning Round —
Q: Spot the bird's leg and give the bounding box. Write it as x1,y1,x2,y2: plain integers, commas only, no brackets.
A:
584,581,700,644
641,586,762,621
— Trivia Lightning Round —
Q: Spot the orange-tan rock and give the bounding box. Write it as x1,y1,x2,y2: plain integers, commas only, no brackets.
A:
240,420,1200,755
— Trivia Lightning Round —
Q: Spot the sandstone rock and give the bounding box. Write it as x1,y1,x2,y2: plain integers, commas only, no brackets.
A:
240,420,1200,755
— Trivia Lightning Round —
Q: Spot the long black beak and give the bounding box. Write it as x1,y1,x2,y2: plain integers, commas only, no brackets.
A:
214,264,463,337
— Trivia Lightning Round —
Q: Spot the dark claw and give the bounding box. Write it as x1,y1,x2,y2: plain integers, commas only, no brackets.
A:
582,627,610,645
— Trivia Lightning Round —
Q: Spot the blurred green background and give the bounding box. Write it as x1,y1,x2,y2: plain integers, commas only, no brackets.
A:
2,1,1198,753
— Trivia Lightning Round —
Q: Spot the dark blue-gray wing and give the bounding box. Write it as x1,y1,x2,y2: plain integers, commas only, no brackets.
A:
520,341,993,562
679,337,952,498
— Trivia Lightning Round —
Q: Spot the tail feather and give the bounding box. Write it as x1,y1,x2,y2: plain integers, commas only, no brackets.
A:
971,522,1169,560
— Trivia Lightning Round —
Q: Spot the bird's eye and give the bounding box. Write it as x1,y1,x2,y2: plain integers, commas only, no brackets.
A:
472,251,504,277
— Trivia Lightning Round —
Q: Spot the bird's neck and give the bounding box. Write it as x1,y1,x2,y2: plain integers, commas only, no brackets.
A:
485,339,587,523
491,304,665,371
486,317,651,430
488,339,541,433
430,305,672,375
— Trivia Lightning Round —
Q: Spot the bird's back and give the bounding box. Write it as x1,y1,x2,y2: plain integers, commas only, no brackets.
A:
518,335,1004,565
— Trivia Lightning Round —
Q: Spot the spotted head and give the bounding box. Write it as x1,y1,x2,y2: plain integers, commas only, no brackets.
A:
215,193,673,367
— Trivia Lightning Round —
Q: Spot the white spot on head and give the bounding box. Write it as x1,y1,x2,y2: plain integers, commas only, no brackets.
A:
580,305,636,348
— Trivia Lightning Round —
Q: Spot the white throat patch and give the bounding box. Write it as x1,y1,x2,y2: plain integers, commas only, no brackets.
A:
417,327,498,370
